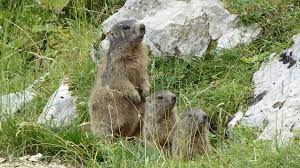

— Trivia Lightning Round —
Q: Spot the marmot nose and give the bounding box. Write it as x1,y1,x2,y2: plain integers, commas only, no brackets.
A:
203,115,208,122
171,95,176,103
139,24,145,32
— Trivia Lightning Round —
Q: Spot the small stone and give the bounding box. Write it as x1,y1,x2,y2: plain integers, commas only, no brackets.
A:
51,158,62,164
28,153,43,162
19,155,30,161
37,78,77,127
0,157,6,163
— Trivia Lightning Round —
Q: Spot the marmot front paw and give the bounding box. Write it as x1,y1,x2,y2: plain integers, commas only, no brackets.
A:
127,90,141,104
139,87,149,101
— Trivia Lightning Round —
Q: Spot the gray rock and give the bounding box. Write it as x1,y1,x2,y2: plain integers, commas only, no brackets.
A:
216,24,261,49
1,88,36,116
236,34,300,146
99,0,261,58
37,78,77,127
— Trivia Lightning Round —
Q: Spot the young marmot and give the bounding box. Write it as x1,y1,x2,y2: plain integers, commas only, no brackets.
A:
172,108,210,159
89,19,149,138
143,90,177,152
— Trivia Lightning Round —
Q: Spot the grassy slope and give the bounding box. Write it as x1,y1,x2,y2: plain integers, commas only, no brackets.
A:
0,0,300,167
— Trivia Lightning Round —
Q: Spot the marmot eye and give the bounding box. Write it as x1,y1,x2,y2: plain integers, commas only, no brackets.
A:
188,114,192,118
157,96,163,100
122,25,130,30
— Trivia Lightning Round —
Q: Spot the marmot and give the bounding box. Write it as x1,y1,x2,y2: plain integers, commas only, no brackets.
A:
89,19,149,138
172,108,210,159
143,90,177,152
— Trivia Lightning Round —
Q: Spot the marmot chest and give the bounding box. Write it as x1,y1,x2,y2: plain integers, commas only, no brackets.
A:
123,57,146,85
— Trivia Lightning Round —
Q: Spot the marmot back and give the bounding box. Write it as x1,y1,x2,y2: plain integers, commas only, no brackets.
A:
143,90,177,152
172,108,210,159
89,19,149,138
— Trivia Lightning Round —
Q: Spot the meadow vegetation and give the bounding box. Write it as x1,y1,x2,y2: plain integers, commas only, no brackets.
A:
0,0,299,167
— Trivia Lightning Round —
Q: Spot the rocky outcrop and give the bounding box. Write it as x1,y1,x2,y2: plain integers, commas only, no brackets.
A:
98,0,261,58
235,34,300,146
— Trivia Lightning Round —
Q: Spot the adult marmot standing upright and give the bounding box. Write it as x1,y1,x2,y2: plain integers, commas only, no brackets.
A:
172,108,210,159
89,19,149,138
143,90,177,152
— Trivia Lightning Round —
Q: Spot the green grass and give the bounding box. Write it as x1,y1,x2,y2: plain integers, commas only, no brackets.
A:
0,0,300,167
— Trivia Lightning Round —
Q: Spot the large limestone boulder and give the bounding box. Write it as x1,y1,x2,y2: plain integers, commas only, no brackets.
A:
234,34,300,146
99,0,261,58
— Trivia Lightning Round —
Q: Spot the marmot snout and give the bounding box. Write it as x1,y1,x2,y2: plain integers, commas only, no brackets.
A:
109,19,146,44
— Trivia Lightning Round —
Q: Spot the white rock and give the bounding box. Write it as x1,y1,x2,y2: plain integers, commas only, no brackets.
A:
239,34,300,146
99,0,261,58
19,155,30,161
1,74,48,116
37,78,77,127
28,153,43,162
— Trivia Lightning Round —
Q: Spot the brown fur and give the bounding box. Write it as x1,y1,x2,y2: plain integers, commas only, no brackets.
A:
89,19,149,138
143,90,177,152
172,108,210,159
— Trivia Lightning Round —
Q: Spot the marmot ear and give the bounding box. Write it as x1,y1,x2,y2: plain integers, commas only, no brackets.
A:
100,32,106,41
145,97,151,102
106,31,113,40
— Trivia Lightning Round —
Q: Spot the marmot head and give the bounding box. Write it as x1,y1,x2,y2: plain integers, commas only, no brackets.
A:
107,19,145,48
146,90,177,117
182,108,208,131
